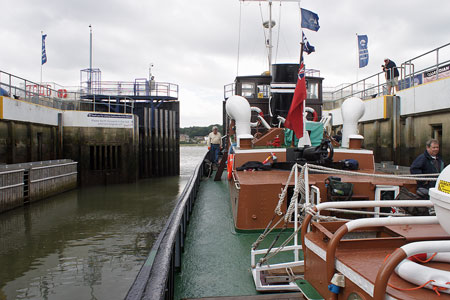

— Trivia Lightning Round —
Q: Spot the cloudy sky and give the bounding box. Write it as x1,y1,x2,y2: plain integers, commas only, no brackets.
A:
2,0,450,127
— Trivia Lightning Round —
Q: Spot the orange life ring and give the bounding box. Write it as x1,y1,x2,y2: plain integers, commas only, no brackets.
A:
227,154,234,180
57,89,68,98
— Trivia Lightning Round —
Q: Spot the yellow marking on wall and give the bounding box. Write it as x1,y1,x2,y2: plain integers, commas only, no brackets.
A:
383,95,387,119
438,180,450,194
0,96,3,119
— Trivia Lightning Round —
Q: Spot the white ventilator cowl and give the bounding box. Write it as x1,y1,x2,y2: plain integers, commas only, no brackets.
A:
226,95,254,148
429,165,450,234
341,97,365,148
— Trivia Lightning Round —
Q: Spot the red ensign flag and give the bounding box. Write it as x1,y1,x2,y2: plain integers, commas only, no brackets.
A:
284,57,307,139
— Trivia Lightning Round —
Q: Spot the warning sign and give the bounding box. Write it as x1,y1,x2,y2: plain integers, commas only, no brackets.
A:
438,180,450,194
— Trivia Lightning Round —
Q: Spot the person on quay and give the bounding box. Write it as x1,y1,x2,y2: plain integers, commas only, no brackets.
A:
207,126,222,164
410,139,445,196
382,58,399,95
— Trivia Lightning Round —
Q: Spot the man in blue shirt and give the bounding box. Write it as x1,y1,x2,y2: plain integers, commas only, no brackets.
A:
410,139,444,196
382,58,399,95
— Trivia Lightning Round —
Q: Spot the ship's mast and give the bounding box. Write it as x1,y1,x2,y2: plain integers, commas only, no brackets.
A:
240,0,300,75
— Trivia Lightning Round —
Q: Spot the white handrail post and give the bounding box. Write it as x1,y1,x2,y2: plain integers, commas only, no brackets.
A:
294,163,299,261
305,163,310,205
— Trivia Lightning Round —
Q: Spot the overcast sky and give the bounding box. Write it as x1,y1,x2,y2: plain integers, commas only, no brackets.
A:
1,0,450,127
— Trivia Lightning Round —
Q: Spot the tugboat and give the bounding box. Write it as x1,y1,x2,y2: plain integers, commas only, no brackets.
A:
126,1,450,300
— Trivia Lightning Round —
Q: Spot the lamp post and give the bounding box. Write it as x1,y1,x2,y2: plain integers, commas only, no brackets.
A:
89,24,93,94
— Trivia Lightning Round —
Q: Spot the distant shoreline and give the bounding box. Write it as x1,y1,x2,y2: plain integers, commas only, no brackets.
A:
180,143,207,147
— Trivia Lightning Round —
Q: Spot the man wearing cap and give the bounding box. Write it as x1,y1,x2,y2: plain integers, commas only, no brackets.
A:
207,126,222,164
410,139,445,196
382,58,399,95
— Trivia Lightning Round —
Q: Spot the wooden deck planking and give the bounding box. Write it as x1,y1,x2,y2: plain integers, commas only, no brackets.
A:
183,293,305,300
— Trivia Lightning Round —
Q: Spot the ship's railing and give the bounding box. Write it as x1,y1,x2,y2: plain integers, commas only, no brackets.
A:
126,153,206,300
79,80,179,99
324,42,450,104
224,82,235,99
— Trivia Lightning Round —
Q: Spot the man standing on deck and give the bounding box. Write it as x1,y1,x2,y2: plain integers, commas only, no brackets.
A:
410,139,445,196
207,126,222,164
382,58,399,95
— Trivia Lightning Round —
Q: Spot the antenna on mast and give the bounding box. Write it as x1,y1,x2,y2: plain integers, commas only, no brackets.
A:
240,0,300,75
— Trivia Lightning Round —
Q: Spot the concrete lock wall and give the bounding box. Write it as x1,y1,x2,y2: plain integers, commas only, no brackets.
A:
136,101,180,178
63,126,137,185
0,121,58,164
0,160,77,213
0,169,24,212
325,76,450,166
0,96,180,188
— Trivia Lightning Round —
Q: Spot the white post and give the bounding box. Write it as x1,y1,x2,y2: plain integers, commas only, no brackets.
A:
40,31,43,88
356,33,359,83
89,24,93,94
268,0,273,74
294,163,299,261
304,163,310,232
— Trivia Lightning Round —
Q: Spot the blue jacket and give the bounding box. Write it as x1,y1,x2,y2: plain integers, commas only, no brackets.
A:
384,60,399,79
410,150,444,189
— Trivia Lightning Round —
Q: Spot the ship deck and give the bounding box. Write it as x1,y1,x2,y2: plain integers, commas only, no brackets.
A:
174,173,306,299
184,293,304,300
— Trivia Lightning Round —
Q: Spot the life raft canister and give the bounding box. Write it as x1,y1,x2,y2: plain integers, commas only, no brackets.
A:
227,154,235,180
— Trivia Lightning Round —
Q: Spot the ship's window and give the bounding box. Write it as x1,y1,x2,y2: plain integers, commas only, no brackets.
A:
374,185,400,217
307,82,318,99
257,84,270,98
241,83,255,98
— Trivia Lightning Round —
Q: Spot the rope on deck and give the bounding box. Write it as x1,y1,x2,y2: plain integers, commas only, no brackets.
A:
307,164,439,181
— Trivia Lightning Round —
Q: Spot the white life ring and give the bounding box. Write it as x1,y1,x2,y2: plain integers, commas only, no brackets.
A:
395,252,450,293
304,107,318,122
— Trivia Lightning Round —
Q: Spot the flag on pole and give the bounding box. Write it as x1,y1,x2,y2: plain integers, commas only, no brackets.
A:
302,32,315,54
358,34,369,68
284,56,307,139
301,8,320,32
41,34,47,65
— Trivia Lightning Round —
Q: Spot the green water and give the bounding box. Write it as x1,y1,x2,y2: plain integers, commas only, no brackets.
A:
0,146,206,300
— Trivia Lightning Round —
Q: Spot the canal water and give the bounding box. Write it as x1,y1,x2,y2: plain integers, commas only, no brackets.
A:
0,146,206,300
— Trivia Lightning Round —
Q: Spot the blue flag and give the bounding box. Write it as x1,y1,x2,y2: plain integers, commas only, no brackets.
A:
42,34,47,65
358,34,369,68
302,32,315,54
301,8,320,32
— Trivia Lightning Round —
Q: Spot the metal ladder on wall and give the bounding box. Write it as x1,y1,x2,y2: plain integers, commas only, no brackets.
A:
23,170,30,203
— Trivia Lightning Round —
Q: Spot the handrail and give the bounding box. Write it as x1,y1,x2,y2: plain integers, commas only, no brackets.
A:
126,153,207,300
325,43,450,103
0,69,177,114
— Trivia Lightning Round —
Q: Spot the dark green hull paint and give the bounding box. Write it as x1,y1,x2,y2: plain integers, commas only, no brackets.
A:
174,174,302,299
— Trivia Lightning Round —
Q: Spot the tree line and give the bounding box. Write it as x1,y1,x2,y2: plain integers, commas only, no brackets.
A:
180,124,223,138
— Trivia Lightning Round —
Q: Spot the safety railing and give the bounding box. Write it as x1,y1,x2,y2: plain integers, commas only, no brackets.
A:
0,70,179,114
324,43,450,103
126,153,206,300
224,82,235,99
79,81,179,99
